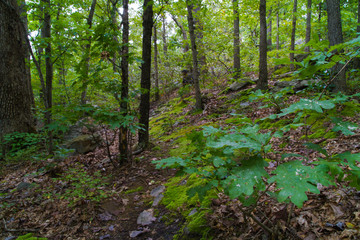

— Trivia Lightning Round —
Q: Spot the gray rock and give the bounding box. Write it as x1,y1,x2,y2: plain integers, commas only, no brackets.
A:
150,185,165,197
188,208,198,216
137,209,156,226
65,134,101,154
16,182,34,191
152,194,164,207
228,78,254,92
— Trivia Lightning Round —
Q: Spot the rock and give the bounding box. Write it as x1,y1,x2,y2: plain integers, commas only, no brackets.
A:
65,134,101,154
16,182,34,191
228,78,254,92
4,236,16,240
188,208,198,216
273,79,319,92
152,194,164,207
150,185,165,197
129,228,150,238
137,209,156,226
63,123,84,142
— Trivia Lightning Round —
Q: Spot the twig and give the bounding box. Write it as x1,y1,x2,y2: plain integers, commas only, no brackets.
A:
318,56,353,100
2,218,39,233
249,213,273,234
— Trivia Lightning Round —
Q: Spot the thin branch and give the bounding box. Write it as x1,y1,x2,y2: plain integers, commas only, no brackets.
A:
2,218,39,233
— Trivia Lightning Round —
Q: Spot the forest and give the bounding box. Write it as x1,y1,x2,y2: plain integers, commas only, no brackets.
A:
1,0,360,239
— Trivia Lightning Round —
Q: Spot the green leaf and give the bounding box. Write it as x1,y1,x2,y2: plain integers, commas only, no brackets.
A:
269,161,324,207
303,142,328,157
331,117,358,136
226,156,268,199
213,157,225,167
152,157,186,169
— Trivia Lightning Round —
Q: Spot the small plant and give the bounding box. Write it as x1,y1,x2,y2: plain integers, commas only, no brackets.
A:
1,132,45,159
55,165,111,206
153,93,360,237
16,233,47,240
249,87,293,113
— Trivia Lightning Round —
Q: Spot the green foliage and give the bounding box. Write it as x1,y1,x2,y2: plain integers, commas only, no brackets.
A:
250,88,293,113
124,186,144,194
54,165,112,206
16,233,47,240
1,132,45,160
154,93,360,214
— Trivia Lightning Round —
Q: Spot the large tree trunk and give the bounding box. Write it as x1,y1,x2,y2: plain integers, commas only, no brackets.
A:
119,0,129,164
326,0,346,92
0,0,35,137
138,0,153,149
257,0,268,90
187,0,203,110
233,0,241,80
305,0,312,52
290,0,297,71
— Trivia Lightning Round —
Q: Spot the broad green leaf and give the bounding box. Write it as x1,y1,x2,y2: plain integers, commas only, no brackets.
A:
269,161,323,208
153,157,186,169
213,157,225,167
226,156,268,199
303,142,328,157
331,117,358,136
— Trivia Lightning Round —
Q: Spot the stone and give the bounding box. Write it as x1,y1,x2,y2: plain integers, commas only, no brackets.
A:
228,78,254,92
150,185,165,197
65,134,101,154
152,194,164,207
137,209,156,226
16,182,34,191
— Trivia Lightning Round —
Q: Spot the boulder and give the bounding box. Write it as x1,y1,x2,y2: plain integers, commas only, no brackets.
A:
273,79,320,92
228,78,255,92
65,134,101,154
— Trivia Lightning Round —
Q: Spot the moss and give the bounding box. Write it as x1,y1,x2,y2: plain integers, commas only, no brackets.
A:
162,174,217,238
124,186,144,194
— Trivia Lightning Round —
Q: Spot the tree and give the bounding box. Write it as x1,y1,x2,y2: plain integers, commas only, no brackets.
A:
289,0,297,71
80,0,97,105
326,0,346,92
138,0,153,148
186,0,203,110
305,0,312,52
153,23,160,101
257,0,268,90
119,0,130,163
233,0,241,80
0,0,35,137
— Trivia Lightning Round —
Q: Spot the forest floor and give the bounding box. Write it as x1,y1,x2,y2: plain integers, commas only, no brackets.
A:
1,77,360,240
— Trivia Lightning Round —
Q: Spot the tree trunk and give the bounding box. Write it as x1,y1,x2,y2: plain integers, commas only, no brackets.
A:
257,0,268,90
119,0,129,164
0,0,35,137
233,0,241,80
153,24,160,101
42,0,54,154
81,0,97,105
171,15,190,54
267,8,273,47
305,0,312,52
186,0,203,110
290,0,297,71
353,0,360,69
326,0,346,92
138,0,153,148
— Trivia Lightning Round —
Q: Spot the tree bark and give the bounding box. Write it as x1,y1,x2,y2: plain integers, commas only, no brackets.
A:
257,0,268,90
305,0,312,52
138,0,153,148
326,0,346,92
186,0,203,110
233,0,241,80
0,0,35,137
118,0,129,164
290,0,297,71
